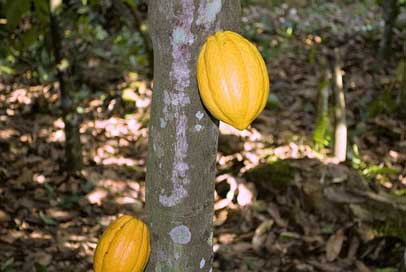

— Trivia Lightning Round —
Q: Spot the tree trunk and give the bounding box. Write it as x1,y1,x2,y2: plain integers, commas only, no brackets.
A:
399,46,406,119
49,9,83,173
332,49,347,162
146,1,240,271
379,0,399,59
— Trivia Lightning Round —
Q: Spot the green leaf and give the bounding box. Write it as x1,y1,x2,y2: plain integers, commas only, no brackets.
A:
362,165,399,177
43,183,55,199
394,189,406,196
21,27,38,49
58,194,81,209
396,60,405,82
34,263,48,272
1,258,14,271
313,113,330,148
266,93,279,110
367,90,396,117
39,211,57,225
0,64,15,75
33,0,50,23
321,225,335,234
375,268,398,272
4,0,30,30
123,0,136,6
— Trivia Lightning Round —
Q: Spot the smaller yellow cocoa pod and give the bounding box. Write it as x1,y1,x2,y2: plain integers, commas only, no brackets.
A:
93,215,150,272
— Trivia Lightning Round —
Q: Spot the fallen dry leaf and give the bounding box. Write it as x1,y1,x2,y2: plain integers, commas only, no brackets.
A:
326,229,345,261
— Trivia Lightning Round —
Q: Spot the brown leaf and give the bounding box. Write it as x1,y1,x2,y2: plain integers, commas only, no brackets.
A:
267,202,288,228
11,168,33,189
214,209,228,226
0,209,9,224
252,220,274,254
230,242,252,253
46,208,76,222
218,233,236,245
32,252,52,266
355,260,371,272
347,236,360,259
0,230,25,244
324,186,365,204
326,229,345,261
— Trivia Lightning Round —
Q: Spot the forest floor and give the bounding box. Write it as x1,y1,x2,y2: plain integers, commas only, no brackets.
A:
1,1,406,272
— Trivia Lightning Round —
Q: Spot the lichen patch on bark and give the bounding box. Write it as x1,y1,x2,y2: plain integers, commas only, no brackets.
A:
159,0,195,207
200,258,206,269
196,0,223,30
169,225,192,245
195,124,204,132
195,111,204,120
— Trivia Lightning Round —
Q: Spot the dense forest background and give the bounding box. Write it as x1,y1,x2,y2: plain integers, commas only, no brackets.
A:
0,0,406,271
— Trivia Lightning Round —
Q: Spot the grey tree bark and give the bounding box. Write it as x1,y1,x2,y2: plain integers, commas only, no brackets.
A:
146,1,240,271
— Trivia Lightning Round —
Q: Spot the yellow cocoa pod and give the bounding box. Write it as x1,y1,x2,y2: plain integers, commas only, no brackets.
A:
94,215,150,272
197,31,270,130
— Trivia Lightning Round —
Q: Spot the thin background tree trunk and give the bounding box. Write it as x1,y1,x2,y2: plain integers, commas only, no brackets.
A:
332,49,347,162
146,0,240,271
379,0,399,59
49,7,83,173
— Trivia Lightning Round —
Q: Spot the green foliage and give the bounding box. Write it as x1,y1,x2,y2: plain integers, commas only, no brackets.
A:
349,144,400,187
4,0,30,30
0,64,15,75
245,160,295,188
313,76,331,149
0,0,151,87
374,220,406,241
34,263,48,272
0,258,14,272
367,89,397,117
33,0,50,23
39,211,57,226
394,189,406,196
58,194,82,209
313,112,330,148
397,60,406,82
266,93,280,110
375,268,398,272
361,165,399,177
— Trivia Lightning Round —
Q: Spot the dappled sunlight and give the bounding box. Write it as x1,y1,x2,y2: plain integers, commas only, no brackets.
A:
0,128,18,140
86,188,108,206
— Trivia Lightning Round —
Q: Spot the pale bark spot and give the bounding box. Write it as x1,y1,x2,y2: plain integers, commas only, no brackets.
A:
200,258,206,269
160,118,167,128
195,124,204,132
169,225,192,245
195,111,204,120
207,232,213,246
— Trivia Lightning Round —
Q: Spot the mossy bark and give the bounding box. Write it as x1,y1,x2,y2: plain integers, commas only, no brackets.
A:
146,1,240,271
